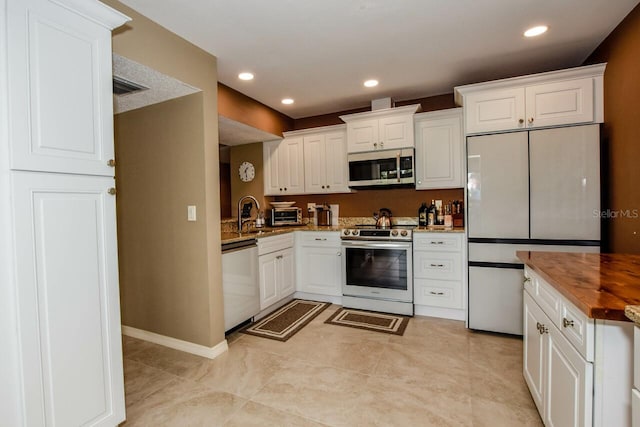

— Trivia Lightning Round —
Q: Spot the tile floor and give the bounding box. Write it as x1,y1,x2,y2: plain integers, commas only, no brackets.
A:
120,305,543,426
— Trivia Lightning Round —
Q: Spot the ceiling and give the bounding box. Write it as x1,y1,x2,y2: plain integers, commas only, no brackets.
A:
119,0,639,119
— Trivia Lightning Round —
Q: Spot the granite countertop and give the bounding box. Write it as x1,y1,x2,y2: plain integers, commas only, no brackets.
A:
221,225,340,244
625,306,640,325
516,251,640,321
414,226,465,233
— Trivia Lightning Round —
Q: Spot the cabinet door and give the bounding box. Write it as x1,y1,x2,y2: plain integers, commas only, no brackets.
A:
346,119,378,153
298,246,342,296
303,134,326,193
12,172,124,426
263,140,282,195
465,87,526,134
526,78,594,129
379,114,414,150
278,247,296,298
324,131,349,192
259,252,279,310
7,0,120,176
280,137,305,194
546,324,593,427
523,293,547,417
415,115,463,189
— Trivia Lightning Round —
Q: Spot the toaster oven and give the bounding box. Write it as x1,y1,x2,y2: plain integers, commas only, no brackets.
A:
270,207,303,226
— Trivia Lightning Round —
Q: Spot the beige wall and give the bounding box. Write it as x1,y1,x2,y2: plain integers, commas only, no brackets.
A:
229,142,268,219
105,0,223,347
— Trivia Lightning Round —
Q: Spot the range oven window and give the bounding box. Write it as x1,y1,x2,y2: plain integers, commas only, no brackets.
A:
344,247,408,291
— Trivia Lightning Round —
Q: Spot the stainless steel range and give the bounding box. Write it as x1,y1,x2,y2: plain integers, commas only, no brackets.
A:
341,225,414,316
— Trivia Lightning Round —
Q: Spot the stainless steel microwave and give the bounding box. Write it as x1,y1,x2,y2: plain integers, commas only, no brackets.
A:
270,207,303,226
347,148,415,187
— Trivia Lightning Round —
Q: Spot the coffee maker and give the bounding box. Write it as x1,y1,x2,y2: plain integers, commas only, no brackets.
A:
315,204,332,226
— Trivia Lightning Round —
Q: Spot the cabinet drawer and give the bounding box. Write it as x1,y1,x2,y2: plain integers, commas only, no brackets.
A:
298,231,340,246
414,279,462,309
413,233,462,252
413,251,462,281
535,274,563,327
560,298,594,362
258,233,294,255
633,388,640,427
635,326,640,390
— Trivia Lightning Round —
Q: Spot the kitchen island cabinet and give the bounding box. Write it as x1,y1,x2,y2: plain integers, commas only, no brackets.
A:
296,231,343,302
518,251,639,427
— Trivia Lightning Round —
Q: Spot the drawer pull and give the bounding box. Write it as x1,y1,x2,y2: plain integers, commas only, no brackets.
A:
562,318,575,328
430,263,445,268
523,277,531,285
429,291,445,296
536,322,548,335
430,241,444,245
314,238,327,241
276,255,283,259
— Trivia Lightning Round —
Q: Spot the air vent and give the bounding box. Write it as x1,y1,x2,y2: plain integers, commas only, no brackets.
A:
113,76,148,95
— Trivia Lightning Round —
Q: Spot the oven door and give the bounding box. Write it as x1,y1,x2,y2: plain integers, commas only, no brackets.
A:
341,240,413,302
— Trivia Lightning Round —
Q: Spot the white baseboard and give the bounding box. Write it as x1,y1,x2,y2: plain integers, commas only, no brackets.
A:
414,305,466,321
293,291,342,305
122,325,228,360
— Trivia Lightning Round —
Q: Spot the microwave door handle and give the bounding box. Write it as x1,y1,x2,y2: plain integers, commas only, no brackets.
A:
396,152,401,183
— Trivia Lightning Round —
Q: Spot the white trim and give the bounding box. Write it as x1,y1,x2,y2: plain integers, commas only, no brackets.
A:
121,326,228,360
293,291,342,305
414,305,466,321
339,104,421,122
283,123,346,138
414,107,463,122
50,0,131,30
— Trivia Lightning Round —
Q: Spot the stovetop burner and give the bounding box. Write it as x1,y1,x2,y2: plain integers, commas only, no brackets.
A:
341,224,415,241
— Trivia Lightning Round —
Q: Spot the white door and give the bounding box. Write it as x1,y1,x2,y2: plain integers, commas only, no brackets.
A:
299,246,342,296
7,0,118,177
379,114,414,150
259,252,279,310
467,132,529,238
525,78,594,129
280,137,305,194
263,140,282,195
324,131,349,192
546,324,594,427
12,171,124,426
523,293,547,417
347,119,378,153
529,125,600,240
303,134,326,193
279,247,296,297
465,87,526,134
415,115,463,189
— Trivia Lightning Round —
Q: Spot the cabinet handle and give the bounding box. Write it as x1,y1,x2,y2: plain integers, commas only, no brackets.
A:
276,255,283,259
528,117,534,124
429,291,445,296
108,187,117,195
537,322,548,335
107,159,116,167
314,238,327,241
562,318,574,328
430,241,444,245
518,118,524,125
430,263,445,268
523,277,531,285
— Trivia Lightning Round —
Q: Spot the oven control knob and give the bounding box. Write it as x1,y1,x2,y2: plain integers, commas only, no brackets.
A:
391,230,398,236
353,230,359,236
400,230,408,237
343,230,350,236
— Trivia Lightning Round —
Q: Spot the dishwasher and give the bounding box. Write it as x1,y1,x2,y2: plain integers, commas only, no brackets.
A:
222,239,259,332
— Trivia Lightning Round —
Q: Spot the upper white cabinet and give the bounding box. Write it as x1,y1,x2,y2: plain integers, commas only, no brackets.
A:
340,104,421,153
414,108,464,189
455,64,605,135
263,137,305,195
7,0,125,176
297,125,350,193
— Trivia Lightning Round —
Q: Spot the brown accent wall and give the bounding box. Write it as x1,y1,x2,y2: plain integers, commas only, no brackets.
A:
585,4,640,253
292,93,456,130
105,0,224,347
229,142,268,218
218,83,294,137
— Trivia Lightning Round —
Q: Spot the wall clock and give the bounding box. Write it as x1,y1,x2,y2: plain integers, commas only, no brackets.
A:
239,161,255,182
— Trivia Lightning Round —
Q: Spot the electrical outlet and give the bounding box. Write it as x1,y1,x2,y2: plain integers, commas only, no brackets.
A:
187,205,197,221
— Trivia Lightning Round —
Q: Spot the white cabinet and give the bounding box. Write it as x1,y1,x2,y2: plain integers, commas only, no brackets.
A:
300,125,350,194
258,234,295,310
296,232,342,297
414,108,464,189
1,0,129,425
413,232,465,320
455,64,605,134
263,137,305,195
523,266,632,427
340,104,421,153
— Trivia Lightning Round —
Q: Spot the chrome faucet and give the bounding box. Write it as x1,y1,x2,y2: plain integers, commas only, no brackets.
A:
237,195,260,233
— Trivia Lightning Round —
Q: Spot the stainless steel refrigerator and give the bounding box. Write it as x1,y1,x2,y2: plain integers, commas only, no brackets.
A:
467,124,601,335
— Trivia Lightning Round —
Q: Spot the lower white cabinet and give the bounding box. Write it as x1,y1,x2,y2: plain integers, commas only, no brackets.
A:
296,232,342,297
258,234,295,310
413,232,465,320
523,266,633,427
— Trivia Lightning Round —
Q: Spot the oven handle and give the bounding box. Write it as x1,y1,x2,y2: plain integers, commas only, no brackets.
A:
341,241,412,250
396,151,401,183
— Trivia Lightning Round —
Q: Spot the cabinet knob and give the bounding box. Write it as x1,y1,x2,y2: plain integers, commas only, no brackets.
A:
380,141,384,147
523,277,531,285
279,188,283,191
322,185,325,189
107,159,116,167
417,180,422,185
536,322,548,335
337,252,341,256
284,187,287,191
326,185,330,188
373,142,377,148
276,255,283,259
562,318,574,328
528,117,534,124
108,187,117,195
518,118,524,125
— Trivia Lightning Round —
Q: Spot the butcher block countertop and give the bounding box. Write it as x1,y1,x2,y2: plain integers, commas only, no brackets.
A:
517,251,640,321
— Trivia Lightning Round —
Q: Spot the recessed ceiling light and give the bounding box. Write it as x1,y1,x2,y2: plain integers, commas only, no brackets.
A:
238,72,254,80
281,98,294,105
364,79,379,88
524,25,548,38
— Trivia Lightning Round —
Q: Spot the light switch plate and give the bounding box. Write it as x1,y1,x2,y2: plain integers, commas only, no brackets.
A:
187,205,196,221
